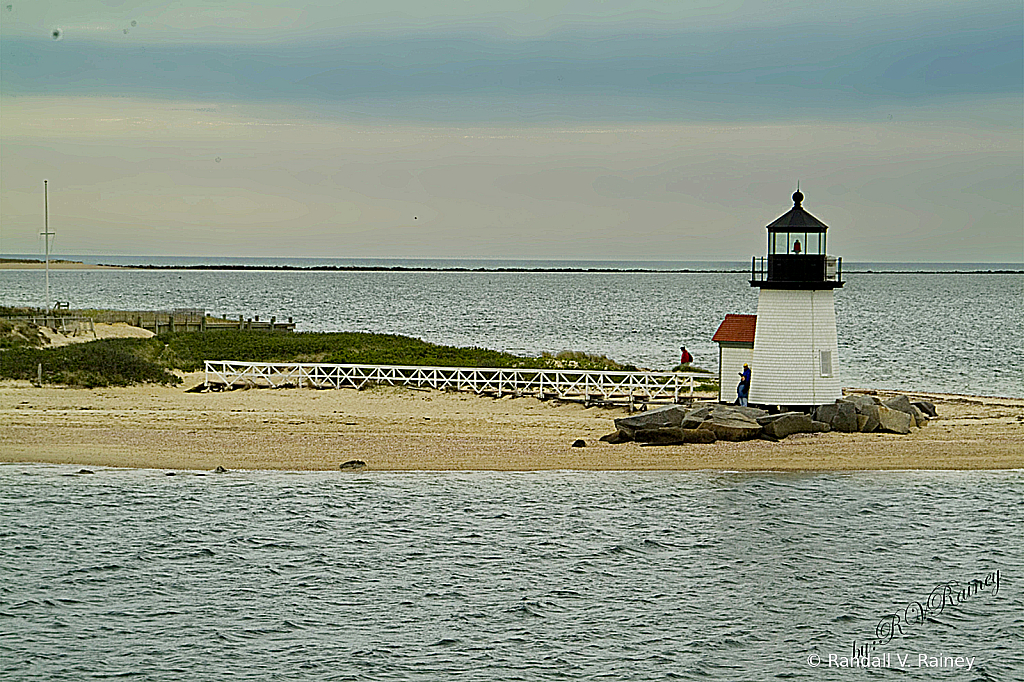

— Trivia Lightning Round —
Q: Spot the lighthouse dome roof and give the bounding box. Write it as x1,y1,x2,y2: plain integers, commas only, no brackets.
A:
766,192,829,232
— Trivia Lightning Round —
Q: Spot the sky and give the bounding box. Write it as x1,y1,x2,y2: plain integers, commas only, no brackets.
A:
1,0,1021,262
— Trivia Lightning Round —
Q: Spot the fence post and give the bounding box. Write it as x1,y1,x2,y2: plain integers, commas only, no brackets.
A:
168,314,175,333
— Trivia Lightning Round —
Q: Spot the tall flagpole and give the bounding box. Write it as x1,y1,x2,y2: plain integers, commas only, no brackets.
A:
42,180,54,312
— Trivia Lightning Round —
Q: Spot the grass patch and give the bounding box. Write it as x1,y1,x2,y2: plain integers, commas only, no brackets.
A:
0,305,43,317
669,362,713,374
0,338,181,387
159,330,637,372
0,330,642,387
540,350,638,371
0,320,47,349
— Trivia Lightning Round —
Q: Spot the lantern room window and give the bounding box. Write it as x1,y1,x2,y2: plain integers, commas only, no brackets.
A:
769,231,825,255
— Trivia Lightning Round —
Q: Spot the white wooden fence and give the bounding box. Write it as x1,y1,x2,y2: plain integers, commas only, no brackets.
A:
204,361,710,407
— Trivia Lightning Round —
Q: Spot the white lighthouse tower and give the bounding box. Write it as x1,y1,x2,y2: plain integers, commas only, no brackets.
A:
748,190,843,407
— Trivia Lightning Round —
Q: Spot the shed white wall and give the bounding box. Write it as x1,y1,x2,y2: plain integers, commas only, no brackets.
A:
718,344,754,403
749,288,841,406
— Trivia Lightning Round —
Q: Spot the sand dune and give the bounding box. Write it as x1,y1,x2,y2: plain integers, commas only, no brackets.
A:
37,322,155,347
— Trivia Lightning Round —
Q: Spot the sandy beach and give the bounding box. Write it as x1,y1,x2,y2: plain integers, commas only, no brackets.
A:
1,373,1020,471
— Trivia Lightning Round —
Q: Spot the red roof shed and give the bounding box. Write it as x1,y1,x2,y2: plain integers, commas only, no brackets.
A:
712,314,756,345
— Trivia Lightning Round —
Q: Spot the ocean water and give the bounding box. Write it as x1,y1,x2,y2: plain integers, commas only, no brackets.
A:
2,465,1021,681
1,267,1021,396
2,267,1022,679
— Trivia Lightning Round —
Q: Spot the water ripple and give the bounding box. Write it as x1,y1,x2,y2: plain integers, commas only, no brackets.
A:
1,467,1021,680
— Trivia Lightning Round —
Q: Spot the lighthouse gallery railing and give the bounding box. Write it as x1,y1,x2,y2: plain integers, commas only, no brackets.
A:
750,255,842,284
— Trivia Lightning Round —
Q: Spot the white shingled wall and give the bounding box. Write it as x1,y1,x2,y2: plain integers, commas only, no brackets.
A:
718,344,754,403
749,289,841,406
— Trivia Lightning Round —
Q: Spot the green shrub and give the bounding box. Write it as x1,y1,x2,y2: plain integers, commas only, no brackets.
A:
0,306,42,316
0,338,180,387
0,320,47,349
156,330,628,372
0,329,638,387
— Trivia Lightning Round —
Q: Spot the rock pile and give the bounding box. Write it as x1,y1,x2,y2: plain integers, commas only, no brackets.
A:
601,404,826,445
813,394,935,434
600,394,937,445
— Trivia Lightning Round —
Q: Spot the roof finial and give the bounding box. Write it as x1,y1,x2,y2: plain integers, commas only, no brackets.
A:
793,181,803,207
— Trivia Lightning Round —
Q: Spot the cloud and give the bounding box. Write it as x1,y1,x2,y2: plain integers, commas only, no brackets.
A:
2,8,1020,123
1,98,1020,261
1,2,1019,261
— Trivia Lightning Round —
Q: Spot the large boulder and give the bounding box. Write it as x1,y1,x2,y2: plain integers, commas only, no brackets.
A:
757,411,802,426
634,427,685,444
913,400,938,418
814,403,839,425
884,395,928,427
855,412,878,433
600,430,632,444
614,405,688,438
698,413,763,441
883,395,916,416
680,416,704,430
681,428,718,444
912,405,928,427
760,412,815,439
340,460,367,471
635,427,717,445
856,404,881,432
811,420,831,432
684,405,715,421
681,410,710,430
836,395,883,432
729,405,770,420
876,406,912,434
679,404,765,429
842,394,881,411
830,401,859,433
815,400,857,432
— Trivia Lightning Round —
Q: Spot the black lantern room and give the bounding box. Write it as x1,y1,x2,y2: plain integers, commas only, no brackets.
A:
750,190,843,289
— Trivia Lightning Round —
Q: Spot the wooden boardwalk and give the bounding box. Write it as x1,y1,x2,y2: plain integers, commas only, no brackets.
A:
91,310,296,333
5,310,296,334
204,361,711,407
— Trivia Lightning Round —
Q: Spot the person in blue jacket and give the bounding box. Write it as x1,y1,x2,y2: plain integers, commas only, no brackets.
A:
737,364,751,406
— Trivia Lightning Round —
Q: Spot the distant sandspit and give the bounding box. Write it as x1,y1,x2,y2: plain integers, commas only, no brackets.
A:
0,259,119,270
2,375,1021,472
3,260,1018,274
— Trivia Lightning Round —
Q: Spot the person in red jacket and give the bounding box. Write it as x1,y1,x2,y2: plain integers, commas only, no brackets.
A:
680,347,693,365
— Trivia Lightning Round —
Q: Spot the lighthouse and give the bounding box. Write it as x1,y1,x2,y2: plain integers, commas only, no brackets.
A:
748,190,843,407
